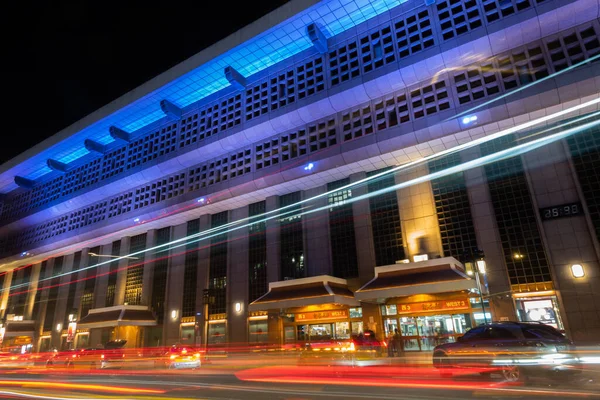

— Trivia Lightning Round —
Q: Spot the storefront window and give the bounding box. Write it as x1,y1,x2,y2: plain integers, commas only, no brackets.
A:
180,326,195,344
473,312,492,326
76,334,89,349
382,305,397,316
335,322,351,339
207,322,226,345
349,307,362,318
351,321,363,336
515,296,563,330
309,323,333,341
249,320,268,344
284,326,295,343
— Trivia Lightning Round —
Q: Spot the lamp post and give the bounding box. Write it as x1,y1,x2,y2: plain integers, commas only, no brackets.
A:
463,249,488,324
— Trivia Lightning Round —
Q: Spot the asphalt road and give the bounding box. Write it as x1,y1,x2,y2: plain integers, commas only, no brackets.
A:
0,365,598,400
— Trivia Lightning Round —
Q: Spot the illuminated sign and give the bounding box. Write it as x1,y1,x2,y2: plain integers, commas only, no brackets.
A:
295,309,348,322
209,313,227,321
0,327,5,345
67,322,77,343
396,298,470,314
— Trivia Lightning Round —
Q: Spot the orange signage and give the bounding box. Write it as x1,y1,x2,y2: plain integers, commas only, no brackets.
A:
295,309,348,322
67,322,77,343
397,298,469,314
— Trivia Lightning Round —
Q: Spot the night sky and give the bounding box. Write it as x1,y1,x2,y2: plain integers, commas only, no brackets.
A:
4,0,290,166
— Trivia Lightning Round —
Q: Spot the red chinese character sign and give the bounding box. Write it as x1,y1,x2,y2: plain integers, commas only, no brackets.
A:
67,322,77,343
397,298,469,314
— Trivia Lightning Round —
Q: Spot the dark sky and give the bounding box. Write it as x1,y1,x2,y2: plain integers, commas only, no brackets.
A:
4,0,290,166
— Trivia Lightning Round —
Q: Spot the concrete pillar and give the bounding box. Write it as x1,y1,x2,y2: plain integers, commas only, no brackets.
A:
265,195,281,284
396,165,442,260
350,172,377,285
303,185,332,277
141,229,157,307
0,270,14,318
197,215,211,344
51,254,75,349
164,222,187,346
34,259,54,351
523,140,600,343
361,302,382,339
114,237,131,306
24,263,42,320
228,206,249,345
93,242,114,309
461,147,516,322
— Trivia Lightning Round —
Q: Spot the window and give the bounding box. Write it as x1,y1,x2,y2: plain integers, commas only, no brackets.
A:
80,245,100,318
209,211,228,315
521,326,564,340
182,219,199,318
151,227,171,323
328,179,358,278
124,234,146,305
105,240,121,307
462,326,488,340
280,192,304,280
490,327,518,339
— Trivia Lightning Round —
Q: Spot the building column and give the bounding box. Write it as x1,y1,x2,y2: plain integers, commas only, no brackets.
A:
265,195,280,284
0,270,14,319
164,222,187,346
228,206,249,345
114,237,131,306
303,185,332,277
523,140,600,343
461,147,516,322
349,172,377,285
396,165,443,260
141,229,157,307
196,214,211,344
93,242,114,309
24,263,42,320
34,259,54,352
51,254,75,349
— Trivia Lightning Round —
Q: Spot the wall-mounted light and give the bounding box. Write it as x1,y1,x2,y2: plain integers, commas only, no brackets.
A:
304,162,315,171
413,254,428,262
571,264,585,278
197,198,205,203
171,309,179,320
56,323,62,333
234,302,243,314
133,218,140,223
476,259,486,274
462,115,478,125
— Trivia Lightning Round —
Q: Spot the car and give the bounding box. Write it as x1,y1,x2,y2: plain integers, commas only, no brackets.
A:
155,345,202,370
298,330,384,366
432,321,582,382
45,339,127,369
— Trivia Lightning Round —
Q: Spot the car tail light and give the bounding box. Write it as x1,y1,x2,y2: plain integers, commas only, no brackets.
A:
170,355,176,360
194,353,200,358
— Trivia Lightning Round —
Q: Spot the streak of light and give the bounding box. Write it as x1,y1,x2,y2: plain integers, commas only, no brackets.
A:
0,389,138,400
4,97,599,293
449,53,600,121
0,380,165,394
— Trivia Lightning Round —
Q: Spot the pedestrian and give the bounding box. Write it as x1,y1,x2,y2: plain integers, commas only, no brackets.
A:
393,328,401,356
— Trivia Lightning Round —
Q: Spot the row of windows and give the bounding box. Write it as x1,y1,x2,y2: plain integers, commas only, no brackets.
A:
3,16,596,228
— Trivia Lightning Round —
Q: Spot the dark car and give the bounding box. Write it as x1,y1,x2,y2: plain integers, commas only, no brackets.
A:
46,339,127,369
299,329,384,366
433,321,581,382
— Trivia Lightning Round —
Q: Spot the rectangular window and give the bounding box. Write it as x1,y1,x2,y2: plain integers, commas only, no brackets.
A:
249,201,267,302
367,169,404,266
6,265,32,317
151,227,171,324
105,240,121,307
80,246,100,318
280,192,305,280
429,153,479,262
328,179,358,278
209,211,228,315
481,135,550,285
31,261,48,321
124,234,147,305
182,219,200,318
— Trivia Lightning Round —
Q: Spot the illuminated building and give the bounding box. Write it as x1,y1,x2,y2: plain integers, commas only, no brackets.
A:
0,0,599,352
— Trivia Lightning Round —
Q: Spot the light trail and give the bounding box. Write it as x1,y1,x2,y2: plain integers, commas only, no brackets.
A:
449,53,600,121
3,98,598,293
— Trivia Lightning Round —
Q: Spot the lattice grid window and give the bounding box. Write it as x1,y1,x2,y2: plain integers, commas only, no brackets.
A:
341,104,374,142
329,39,360,86
360,25,396,74
394,9,435,59
435,0,483,41
410,80,451,119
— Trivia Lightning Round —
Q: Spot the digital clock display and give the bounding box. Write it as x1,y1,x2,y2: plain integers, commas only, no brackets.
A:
540,202,583,220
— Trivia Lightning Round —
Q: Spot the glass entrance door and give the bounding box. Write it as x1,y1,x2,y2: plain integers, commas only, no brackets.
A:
399,317,420,351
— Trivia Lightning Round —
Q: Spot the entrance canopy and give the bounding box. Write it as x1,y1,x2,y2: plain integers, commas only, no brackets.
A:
249,275,359,312
77,305,157,329
355,257,476,302
3,321,35,338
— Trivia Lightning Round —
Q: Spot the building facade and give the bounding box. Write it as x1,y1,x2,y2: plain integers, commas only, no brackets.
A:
0,0,599,352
